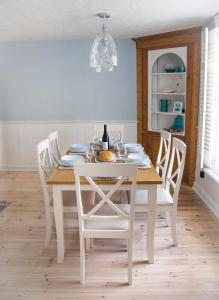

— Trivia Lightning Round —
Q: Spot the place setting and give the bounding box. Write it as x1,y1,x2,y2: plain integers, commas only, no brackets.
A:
57,127,151,170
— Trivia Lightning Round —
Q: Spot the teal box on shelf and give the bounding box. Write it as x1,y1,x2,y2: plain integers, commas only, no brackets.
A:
160,99,170,112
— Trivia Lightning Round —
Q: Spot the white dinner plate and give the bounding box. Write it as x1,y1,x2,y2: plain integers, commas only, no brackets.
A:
127,153,150,166
125,143,142,149
125,143,144,153
127,147,144,153
69,144,89,153
59,155,84,167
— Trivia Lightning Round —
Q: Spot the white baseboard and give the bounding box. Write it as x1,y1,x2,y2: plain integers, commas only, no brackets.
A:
193,182,219,219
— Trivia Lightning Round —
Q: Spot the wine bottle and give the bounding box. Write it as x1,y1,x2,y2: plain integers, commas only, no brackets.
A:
102,124,109,150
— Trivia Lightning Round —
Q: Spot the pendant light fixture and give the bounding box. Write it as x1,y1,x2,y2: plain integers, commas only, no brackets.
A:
89,1,118,72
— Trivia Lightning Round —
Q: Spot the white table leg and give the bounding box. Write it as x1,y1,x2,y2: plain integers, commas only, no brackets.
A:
53,185,65,263
147,185,157,263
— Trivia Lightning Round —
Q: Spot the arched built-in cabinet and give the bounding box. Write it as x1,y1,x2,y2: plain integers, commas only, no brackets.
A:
134,28,201,186
148,47,187,135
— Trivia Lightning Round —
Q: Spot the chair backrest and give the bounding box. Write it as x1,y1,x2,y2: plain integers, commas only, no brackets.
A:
165,138,186,208
156,130,171,186
37,139,53,206
49,131,62,165
74,163,137,231
94,124,124,142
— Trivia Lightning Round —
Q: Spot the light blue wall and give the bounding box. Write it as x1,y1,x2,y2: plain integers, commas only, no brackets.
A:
0,39,136,121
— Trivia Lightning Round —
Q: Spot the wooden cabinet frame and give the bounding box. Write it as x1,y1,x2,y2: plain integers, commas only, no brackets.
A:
134,27,201,186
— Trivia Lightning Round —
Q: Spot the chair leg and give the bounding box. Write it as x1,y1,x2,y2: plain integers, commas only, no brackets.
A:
127,239,133,286
126,190,131,204
120,191,124,203
85,238,91,251
45,212,53,247
80,236,86,284
165,211,171,227
170,211,178,246
91,191,96,205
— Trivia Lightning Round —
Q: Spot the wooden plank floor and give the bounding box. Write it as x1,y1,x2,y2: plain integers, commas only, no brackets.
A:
0,171,219,300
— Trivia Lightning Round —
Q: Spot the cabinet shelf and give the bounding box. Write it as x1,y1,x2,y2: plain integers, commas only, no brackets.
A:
152,72,186,75
152,92,185,95
150,129,185,136
152,111,185,116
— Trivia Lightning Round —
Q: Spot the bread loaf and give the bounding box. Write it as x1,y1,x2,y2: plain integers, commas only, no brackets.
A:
99,150,115,162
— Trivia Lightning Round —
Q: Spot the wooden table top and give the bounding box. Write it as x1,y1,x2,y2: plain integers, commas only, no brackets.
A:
47,165,162,185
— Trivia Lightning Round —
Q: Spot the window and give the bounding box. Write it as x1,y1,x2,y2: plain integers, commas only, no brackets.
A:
200,15,219,177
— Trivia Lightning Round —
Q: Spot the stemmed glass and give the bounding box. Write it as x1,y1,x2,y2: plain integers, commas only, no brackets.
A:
85,138,95,162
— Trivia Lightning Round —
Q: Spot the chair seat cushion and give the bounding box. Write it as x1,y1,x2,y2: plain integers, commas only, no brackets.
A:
135,188,173,206
116,188,173,214
84,218,129,231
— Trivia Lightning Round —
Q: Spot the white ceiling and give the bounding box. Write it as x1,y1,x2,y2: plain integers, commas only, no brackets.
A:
0,0,218,41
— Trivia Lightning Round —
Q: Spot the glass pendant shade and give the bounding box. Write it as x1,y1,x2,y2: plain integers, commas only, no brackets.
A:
90,23,118,72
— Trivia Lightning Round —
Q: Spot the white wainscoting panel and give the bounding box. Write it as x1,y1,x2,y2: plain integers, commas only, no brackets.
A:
0,121,137,170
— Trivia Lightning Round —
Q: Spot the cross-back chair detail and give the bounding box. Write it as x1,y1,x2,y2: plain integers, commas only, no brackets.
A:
165,137,186,207
38,139,53,178
156,130,172,186
82,176,129,220
49,131,62,166
74,163,138,285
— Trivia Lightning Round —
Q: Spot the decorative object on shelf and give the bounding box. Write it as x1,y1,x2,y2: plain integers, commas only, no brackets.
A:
173,101,183,113
160,87,176,93
176,82,180,93
89,0,117,72
160,99,171,112
164,63,176,73
177,65,186,72
169,115,184,133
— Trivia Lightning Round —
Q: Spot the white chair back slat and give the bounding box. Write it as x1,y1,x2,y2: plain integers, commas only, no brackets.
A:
49,131,62,166
37,139,53,179
156,130,171,186
166,138,186,207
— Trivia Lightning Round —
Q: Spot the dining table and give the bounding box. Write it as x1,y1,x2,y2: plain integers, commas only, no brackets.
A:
47,150,162,264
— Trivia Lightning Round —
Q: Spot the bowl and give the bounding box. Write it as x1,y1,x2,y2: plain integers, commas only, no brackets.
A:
164,64,176,73
176,65,186,72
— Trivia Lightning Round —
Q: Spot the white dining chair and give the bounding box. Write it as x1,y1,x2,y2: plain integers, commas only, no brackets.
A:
48,131,62,166
121,138,186,246
128,130,171,209
74,163,138,285
37,139,78,246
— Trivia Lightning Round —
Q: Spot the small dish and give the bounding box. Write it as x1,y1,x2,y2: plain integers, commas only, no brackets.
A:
161,87,176,93
164,64,176,73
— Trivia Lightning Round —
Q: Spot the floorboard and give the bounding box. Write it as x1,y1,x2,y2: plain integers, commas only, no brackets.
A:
0,171,219,300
